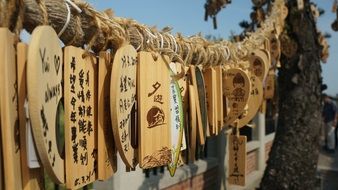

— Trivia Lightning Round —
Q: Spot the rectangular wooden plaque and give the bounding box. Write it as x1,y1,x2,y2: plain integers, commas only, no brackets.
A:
0,113,3,190
0,28,23,190
215,66,224,132
64,46,98,189
228,135,247,186
203,68,217,136
138,52,171,169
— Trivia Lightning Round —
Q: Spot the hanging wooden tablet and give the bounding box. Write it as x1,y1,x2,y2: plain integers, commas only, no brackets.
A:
97,51,117,180
281,4,288,20
195,67,209,140
27,26,65,184
175,63,188,151
177,64,189,164
0,70,2,190
0,124,2,190
228,134,247,186
0,28,22,190
189,66,206,145
223,68,251,127
237,73,264,128
64,46,97,189
264,71,275,100
249,50,269,82
17,43,44,190
215,66,224,132
188,85,197,162
138,52,171,169
110,45,138,169
168,63,184,176
203,68,217,136
269,34,281,65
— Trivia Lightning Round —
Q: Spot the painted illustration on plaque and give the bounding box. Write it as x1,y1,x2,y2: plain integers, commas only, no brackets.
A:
253,59,263,78
232,73,246,102
147,106,165,128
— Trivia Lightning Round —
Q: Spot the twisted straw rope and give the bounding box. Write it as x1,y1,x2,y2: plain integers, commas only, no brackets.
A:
15,0,286,67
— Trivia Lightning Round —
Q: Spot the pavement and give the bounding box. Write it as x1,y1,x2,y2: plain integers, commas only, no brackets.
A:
317,146,338,190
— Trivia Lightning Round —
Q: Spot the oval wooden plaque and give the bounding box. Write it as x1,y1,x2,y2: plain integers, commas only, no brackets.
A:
249,50,269,81
27,26,64,184
264,71,275,100
223,68,251,127
98,51,117,180
269,34,281,64
110,44,138,168
237,73,264,128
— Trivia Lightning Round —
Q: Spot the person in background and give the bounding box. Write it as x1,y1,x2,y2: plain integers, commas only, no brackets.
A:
322,94,337,153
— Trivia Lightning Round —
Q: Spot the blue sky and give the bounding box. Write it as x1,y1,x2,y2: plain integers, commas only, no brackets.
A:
86,0,338,96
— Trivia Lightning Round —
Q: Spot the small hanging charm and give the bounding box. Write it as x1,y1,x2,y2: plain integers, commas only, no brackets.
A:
228,124,247,186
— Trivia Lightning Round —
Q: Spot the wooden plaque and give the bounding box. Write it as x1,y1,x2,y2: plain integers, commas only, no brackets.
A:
0,67,2,189
269,34,281,64
168,65,184,176
138,52,171,169
176,63,189,151
64,46,97,189
98,52,117,180
264,71,275,100
27,26,65,184
237,74,264,128
223,68,251,127
228,135,247,186
203,68,217,136
110,45,138,169
195,67,209,140
17,43,44,190
189,66,206,145
249,50,269,81
281,4,288,19
215,66,224,132
0,28,22,190
188,85,197,162
0,122,2,190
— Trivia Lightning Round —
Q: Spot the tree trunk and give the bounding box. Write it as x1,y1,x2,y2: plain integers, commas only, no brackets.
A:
260,1,322,189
